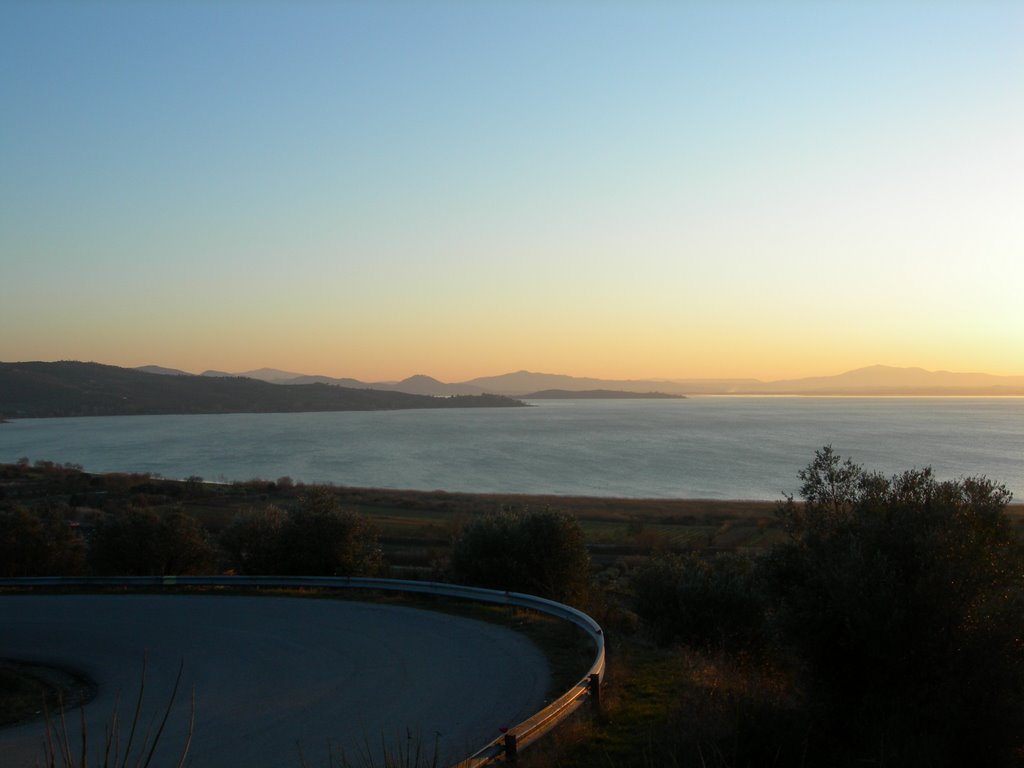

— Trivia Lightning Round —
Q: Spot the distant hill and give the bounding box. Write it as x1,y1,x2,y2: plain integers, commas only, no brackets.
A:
0,361,525,418
282,374,371,389
118,363,1024,397
256,372,484,396
374,375,485,396
463,370,693,396
522,389,686,400
201,367,307,383
751,365,1024,395
135,365,192,376
461,366,1024,396
201,370,488,396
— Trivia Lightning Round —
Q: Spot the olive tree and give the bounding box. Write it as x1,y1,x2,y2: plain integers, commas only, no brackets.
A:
220,505,288,574
222,487,381,577
89,508,214,576
451,508,591,605
761,446,1024,766
0,506,84,576
631,551,764,650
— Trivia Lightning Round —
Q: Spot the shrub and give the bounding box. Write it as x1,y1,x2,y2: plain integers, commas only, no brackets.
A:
631,552,764,651
450,508,591,604
0,506,84,576
221,488,381,577
89,509,214,576
761,446,1024,766
219,505,288,574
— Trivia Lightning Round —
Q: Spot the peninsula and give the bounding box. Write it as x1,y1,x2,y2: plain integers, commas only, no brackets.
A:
0,361,525,419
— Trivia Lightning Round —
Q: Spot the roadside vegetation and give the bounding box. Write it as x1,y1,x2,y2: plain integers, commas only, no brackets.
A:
2,449,1024,767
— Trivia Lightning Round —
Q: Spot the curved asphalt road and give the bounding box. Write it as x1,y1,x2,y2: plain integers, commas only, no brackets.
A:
0,594,550,768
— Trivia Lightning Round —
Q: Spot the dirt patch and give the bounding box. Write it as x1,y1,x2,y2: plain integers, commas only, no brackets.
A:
0,659,96,728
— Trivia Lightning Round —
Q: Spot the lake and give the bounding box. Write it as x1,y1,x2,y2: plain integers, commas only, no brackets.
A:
0,397,1021,500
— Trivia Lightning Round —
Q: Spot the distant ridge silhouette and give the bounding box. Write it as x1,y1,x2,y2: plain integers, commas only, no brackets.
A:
135,362,1024,397
0,361,525,418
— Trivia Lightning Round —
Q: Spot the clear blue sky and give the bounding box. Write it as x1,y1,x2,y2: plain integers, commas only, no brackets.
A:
2,1,1021,381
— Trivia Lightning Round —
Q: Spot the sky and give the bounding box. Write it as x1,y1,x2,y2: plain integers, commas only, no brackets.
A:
1,1,1022,383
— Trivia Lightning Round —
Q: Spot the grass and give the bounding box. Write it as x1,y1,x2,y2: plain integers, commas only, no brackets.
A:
301,732,442,768
519,641,806,768
37,659,194,768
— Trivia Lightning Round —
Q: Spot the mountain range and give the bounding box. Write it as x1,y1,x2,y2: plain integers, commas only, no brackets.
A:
134,364,1024,397
0,362,524,419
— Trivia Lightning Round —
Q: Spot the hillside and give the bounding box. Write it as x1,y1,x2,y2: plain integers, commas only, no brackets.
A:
0,362,525,418
754,364,1024,395
135,363,1024,397
521,389,685,399
469,366,1024,396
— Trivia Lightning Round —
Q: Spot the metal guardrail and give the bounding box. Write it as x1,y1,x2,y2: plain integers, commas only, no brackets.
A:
0,575,605,766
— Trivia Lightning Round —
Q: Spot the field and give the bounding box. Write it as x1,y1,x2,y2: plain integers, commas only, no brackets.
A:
5,458,1024,587
1,461,792,574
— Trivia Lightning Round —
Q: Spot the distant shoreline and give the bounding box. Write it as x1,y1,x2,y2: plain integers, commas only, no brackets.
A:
4,462,1021,518
7,361,1024,399
5,392,1023,423
521,389,686,400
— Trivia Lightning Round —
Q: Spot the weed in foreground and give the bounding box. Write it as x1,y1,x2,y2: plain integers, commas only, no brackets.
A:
39,659,194,768
299,730,441,768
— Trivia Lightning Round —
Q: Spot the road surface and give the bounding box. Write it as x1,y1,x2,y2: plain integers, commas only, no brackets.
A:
0,593,550,767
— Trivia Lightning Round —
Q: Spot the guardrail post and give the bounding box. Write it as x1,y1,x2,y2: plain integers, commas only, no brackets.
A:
589,672,602,714
504,732,518,762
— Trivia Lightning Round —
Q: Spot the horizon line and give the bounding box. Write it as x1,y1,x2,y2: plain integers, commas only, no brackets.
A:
8,359,1024,385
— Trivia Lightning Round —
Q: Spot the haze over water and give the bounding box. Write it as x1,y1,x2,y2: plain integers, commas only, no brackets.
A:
2,398,1021,500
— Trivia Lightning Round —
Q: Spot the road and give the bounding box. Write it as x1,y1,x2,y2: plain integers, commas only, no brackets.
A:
0,593,550,768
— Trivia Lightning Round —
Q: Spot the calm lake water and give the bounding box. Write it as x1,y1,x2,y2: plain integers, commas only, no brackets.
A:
1,398,1022,500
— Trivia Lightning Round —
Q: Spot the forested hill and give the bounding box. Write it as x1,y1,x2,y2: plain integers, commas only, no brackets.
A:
0,361,525,418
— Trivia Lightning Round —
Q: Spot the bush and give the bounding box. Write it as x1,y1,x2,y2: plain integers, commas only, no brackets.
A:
761,446,1024,766
631,552,764,651
219,505,288,574
0,506,84,576
450,508,591,604
221,488,381,576
89,509,214,576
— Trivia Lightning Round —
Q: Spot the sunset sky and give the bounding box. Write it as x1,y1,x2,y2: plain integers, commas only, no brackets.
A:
2,1,1021,383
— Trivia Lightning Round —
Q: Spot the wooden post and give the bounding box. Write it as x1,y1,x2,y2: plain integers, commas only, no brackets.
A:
589,673,602,714
504,732,518,762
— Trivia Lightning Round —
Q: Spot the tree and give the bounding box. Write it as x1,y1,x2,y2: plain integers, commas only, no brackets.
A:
220,505,288,574
160,510,216,575
631,552,763,650
761,446,1024,766
219,489,381,577
0,506,84,576
276,487,381,576
89,509,214,576
450,508,591,604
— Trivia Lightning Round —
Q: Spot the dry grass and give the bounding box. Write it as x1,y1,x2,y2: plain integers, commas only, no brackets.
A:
518,641,805,768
